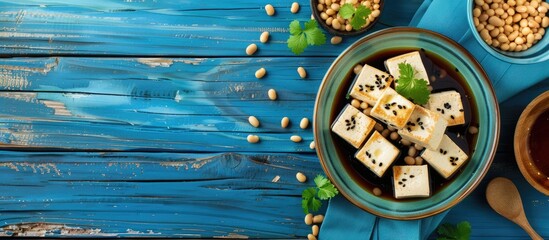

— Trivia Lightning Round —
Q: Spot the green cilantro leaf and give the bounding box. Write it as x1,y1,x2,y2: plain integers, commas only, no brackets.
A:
288,34,308,55
301,175,339,213
351,5,371,30
314,175,339,200
287,20,326,55
304,20,326,45
339,4,355,19
314,174,329,188
436,221,471,240
398,62,415,80
289,20,302,35
339,4,372,30
395,63,431,105
302,187,322,214
317,183,338,200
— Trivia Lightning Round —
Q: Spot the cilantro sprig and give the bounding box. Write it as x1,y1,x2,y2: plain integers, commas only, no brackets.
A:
436,221,471,240
395,63,430,105
339,4,372,30
302,175,339,214
287,20,326,55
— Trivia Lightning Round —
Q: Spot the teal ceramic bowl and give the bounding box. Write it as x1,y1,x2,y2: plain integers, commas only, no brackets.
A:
313,27,500,220
467,0,549,64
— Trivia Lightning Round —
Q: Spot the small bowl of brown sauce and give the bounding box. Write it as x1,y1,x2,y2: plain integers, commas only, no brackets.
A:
515,90,549,195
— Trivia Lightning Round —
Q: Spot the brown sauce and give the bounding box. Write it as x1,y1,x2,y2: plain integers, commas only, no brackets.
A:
330,48,478,201
529,110,549,185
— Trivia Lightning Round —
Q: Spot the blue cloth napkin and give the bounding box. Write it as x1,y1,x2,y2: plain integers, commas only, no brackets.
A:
320,0,548,239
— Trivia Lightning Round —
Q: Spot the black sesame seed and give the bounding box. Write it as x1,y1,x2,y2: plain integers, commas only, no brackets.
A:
393,110,397,116
410,175,415,178
444,102,451,109
379,162,383,167
402,178,407,182
450,115,455,119
452,163,457,166
398,181,402,185
459,109,464,112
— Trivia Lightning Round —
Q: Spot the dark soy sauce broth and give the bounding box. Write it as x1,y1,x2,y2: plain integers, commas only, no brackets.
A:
529,110,549,186
330,48,479,201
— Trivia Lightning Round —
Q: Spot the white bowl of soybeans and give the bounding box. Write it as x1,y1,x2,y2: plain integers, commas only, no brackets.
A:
469,0,549,63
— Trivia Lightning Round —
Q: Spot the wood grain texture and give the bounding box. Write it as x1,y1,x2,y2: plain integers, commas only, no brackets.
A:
0,0,424,56
0,0,548,238
0,57,330,152
0,151,323,237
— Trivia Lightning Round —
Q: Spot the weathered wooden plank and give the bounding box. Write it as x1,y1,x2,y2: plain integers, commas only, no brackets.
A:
0,0,424,56
0,151,324,238
0,57,333,152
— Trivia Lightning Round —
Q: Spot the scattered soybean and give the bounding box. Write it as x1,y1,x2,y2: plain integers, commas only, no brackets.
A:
291,2,300,13
246,43,258,55
248,116,260,128
268,89,277,100
305,213,314,225
255,67,266,79
291,135,303,142
300,117,310,129
281,117,290,128
260,31,270,43
297,66,307,78
247,134,260,143
265,4,275,16
296,172,307,182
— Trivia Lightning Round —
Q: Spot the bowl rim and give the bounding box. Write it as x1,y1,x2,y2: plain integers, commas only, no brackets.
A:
466,0,549,64
313,27,500,220
514,90,549,196
310,0,384,36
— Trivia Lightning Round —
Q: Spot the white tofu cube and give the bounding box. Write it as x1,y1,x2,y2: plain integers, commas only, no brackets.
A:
349,64,394,106
426,90,466,126
421,134,469,179
384,51,430,86
331,104,376,148
370,88,415,128
393,165,430,199
397,106,448,150
355,131,400,177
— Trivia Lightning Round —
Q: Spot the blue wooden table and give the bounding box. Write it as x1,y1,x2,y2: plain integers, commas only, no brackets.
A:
0,0,547,238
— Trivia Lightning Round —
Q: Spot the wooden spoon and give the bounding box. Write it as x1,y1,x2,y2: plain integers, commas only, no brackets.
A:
486,177,543,240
